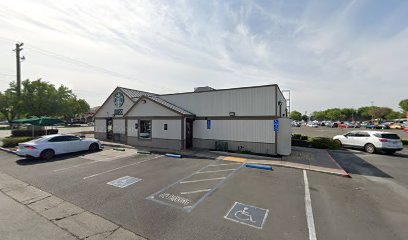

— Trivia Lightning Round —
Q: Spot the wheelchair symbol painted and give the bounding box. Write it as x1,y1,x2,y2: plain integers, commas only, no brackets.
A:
234,207,256,223
224,202,269,229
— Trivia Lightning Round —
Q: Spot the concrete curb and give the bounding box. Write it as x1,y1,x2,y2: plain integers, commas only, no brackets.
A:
245,159,348,177
0,171,146,240
210,150,280,160
0,146,16,154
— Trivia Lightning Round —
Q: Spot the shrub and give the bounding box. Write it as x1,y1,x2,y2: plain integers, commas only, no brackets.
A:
2,137,34,148
402,139,408,145
11,129,58,137
292,139,312,148
292,134,302,140
310,137,341,149
240,150,253,154
300,135,308,141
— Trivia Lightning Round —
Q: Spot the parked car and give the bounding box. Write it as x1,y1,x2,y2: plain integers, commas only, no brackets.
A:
404,126,408,132
327,122,338,128
378,123,390,129
291,121,301,127
15,134,101,159
306,122,319,128
333,131,403,154
338,123,353,129
389,123,405,130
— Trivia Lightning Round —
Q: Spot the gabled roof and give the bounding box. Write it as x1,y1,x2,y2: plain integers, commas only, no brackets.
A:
118,87,156,100
124,95,194,117
149,96,194,115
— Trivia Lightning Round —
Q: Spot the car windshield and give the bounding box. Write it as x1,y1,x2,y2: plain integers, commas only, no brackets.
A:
375,133,400,139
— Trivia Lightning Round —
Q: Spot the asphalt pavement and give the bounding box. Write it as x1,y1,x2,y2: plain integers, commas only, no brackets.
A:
0,147,407,240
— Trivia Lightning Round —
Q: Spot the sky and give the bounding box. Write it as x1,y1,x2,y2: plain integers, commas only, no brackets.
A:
0,0,407,114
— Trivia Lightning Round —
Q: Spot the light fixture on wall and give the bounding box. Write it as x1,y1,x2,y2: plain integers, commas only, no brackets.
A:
229,112,235,116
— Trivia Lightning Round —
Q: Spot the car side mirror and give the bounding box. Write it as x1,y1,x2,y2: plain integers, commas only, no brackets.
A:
344,135,348,138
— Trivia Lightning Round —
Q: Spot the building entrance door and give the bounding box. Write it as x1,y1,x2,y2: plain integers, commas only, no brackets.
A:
185,118,193,148
106,118,113,140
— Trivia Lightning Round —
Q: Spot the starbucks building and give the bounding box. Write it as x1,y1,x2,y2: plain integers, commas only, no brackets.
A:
94,85,291,155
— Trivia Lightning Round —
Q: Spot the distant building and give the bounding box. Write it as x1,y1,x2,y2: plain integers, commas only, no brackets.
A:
94,85,291,155
75,106,100,123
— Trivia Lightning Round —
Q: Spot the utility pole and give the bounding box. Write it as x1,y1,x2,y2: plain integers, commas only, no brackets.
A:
13,42,24,96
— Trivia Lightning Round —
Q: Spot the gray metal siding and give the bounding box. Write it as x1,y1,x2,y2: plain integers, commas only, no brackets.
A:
193,139,276,155
160,85,277,116
193,120,275,143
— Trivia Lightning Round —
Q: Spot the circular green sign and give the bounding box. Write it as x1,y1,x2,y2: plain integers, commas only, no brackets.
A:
114,92,124,107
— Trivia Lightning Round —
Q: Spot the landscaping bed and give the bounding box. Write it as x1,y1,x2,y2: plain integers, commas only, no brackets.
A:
1,137,34,148
292,134,341,149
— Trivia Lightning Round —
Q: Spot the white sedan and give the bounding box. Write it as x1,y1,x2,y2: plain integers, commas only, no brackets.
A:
15,134,101,159
333,131,403,154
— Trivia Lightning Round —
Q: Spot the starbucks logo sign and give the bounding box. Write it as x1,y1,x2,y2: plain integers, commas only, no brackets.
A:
114,92,124,107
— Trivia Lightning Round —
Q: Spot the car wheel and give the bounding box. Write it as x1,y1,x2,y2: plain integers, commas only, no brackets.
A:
89,143,99,152
40,149,55,160
334,139,342,147
364,143,376,154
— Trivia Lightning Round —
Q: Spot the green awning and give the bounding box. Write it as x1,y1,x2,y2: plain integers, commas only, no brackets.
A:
12,117,65,126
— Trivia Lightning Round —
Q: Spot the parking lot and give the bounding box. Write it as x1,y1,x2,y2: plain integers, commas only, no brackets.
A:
293,126,408,139
0,146,408,240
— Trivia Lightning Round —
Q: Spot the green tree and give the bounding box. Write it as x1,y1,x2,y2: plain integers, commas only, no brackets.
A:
0,83,22,124
313,111,326,121
60,97,90,122
301,114,308,122
340,108,356,121
386,111,403,120
399,99,408,113
325,108,342,121
290,111,302,121
358,106,376,120
0,79,89,123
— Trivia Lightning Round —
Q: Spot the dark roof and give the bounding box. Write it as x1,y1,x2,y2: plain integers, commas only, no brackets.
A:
118,87,156,100
149,96,194,115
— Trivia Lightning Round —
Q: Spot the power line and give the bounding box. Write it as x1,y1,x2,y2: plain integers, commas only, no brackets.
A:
0,36,177,93
24,44,177,93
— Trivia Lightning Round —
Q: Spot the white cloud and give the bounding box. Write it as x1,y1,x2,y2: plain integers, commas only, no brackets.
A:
0,0,406,113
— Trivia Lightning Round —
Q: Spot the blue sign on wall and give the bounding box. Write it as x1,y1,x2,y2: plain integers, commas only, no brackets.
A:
207,120,211,129
274,119,279,132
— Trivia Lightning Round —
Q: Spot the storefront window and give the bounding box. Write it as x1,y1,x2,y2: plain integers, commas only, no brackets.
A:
139,120,151,139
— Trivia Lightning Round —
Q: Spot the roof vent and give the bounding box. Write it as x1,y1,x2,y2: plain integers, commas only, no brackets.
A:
194,86,215,92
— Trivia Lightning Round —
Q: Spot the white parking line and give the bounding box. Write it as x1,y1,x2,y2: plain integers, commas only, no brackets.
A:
54,161,97,172
195,168,236,174
179,177,226,184
303,170,317,240
53,154,139,172
180,189,211,195
83,155,162,180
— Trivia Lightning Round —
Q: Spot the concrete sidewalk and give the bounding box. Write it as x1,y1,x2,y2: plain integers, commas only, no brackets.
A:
0,172,145,240
100,141,349,177
247,146,350,177
0,190,76,240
